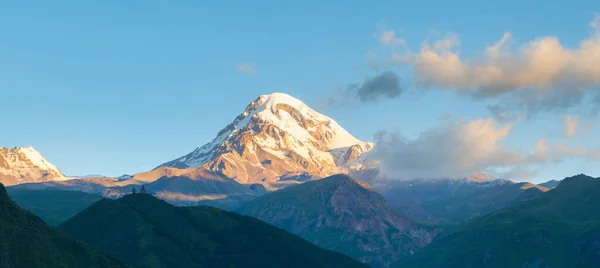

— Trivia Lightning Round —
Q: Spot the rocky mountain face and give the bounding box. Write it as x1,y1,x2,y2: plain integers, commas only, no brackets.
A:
0,147,65,186
158,93,374,190
237,174,441,267
376,177,549,224
396,174,600,268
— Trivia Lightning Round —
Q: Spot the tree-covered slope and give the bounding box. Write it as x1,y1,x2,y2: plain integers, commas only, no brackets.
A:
0,183,126,268
395,174,600,268
7,188,102,226
58,192,366,268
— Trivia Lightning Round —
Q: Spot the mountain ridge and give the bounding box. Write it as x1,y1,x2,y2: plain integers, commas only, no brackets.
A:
395,174,600,268
237,174,441,267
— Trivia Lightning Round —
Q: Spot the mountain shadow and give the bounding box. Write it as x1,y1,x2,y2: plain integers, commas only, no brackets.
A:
0,183,125,268
7,188,102,226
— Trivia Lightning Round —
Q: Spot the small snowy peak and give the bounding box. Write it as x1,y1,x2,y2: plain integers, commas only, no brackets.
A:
466,172,497,183
0,146,64,186
118,174,133,181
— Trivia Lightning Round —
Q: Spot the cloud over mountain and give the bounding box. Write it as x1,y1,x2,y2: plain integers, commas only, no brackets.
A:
372,118,599,179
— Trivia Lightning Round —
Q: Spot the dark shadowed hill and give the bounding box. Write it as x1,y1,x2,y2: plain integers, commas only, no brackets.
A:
6,188,102,226
395,174,600,268
237,174,441,267
57,192,366,268
0,183,125,268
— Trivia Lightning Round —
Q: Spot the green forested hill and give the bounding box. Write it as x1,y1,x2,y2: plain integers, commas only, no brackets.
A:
395,174,600,268
0,184,126,268
58,192,367,268
7,188,102,226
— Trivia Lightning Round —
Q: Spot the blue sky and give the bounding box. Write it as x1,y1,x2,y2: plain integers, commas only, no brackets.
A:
1,1,599,182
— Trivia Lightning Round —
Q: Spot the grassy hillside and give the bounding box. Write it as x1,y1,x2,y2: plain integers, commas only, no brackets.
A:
396,174,600,268
7,188,102,226
58,192,367,268
0,184,126,268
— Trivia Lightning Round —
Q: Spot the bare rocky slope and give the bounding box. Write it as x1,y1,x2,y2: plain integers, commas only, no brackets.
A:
237,174,442,267
0,147,65,186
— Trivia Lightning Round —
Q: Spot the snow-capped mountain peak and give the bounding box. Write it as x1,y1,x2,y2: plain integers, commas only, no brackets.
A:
249,92,363,149
0,146,64,186
158,92,374,188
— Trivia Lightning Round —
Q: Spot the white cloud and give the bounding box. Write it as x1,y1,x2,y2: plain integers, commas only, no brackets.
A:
410,32,600,94
528,139,589,163
372,118,599,180
373,118,515,179
563,115,580,137
373,15,600,116
235,62,256,76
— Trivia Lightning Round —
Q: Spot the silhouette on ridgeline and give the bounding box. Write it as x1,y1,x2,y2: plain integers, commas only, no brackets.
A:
130,185,148,195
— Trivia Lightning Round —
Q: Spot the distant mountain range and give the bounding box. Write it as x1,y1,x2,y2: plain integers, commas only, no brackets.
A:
396,174,600,268
376,177,549,224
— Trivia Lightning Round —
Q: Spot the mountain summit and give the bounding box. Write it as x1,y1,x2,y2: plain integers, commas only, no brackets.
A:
158,93,374,189
0,146,65,186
